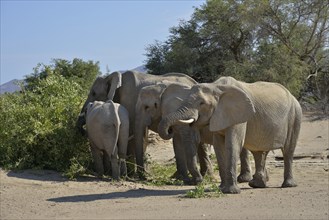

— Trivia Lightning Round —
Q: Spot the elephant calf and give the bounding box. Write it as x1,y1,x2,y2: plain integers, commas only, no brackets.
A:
85,100,129,179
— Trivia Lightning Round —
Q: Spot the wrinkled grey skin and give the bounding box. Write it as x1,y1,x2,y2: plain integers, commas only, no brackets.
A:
135,83,216,184
77,71,207,176
85,100,129,179
158,76,302,194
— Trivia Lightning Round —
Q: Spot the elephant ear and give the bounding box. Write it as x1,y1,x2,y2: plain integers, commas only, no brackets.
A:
137,84,167,108
209,85,255,132
106,71,122,100
161,83,192,115
161,83,191,101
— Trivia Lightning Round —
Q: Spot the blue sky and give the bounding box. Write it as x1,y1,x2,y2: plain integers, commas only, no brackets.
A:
0,0,205,84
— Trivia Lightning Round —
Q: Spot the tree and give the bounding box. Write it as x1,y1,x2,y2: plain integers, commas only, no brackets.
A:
145,0,329,98
145,40,170,75
25,58,101,91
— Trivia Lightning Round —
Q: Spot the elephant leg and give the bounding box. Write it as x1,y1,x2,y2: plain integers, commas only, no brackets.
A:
237,148,252,183
103,151,112,176
179,128,203,185
126,139,136,177
119,158,127,177
249,151,269,188
282,109,300,187
213,135,226,189
198,143,214,179
110,154,120,180
118,118,129,177
281,147,297,187
172,134,190,183
90,144,104,177
186,152,202,185
109,147,120,180
221,124,246,194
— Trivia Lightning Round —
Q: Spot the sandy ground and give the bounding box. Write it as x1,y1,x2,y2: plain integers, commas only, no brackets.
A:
1,112,328,220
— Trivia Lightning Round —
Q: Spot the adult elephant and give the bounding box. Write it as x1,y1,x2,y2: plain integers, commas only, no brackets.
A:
135,83,215,184
158,76,302,194
76,71,205,176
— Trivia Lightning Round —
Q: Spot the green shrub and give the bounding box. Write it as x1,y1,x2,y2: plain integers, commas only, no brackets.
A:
0,74,91,173
145,161,184,186
186,182,223,198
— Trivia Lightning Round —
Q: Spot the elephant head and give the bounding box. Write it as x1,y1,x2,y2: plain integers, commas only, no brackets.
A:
158,83,256,140
134,83,192,174
76,71,122,135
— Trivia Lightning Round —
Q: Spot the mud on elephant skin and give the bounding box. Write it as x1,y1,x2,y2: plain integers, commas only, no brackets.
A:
158,76,302,193
85,100,129,179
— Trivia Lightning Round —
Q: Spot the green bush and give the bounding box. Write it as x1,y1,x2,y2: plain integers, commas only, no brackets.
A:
0,74,91,173
145,161,184,186
186,182,223,199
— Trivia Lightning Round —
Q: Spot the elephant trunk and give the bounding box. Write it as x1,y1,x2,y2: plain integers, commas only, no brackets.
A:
76,112,87,136
158,106,197,140
76,97,92,135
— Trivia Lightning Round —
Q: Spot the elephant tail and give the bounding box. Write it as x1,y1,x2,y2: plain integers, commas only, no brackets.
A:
103,101,121,157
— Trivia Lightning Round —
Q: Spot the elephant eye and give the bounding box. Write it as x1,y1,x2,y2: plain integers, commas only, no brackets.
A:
144,106,149,110
154,103,157,109
91,91,96,97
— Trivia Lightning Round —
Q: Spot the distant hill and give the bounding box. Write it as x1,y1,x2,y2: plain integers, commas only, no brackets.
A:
0,79,23,94
131,65,148,73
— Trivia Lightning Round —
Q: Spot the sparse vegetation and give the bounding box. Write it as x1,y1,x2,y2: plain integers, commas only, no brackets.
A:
186,180,224,198
145,161,184,186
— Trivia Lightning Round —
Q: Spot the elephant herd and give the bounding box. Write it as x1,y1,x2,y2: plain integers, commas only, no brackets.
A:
76,71,302,194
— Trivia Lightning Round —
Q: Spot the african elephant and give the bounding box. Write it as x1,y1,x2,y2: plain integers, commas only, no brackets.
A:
77,71,205,176
85,100,129,179
158,76,302,193
135,82,215,184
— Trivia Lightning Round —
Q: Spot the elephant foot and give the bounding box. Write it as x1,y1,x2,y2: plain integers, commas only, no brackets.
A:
237,172,252,183
184,176,203,185
193,176,203,185
171,171,185,180
220,184,241,194
248,178,267,188
281,178,297,188
120,162,127,177
111,176,120,181
219,181,225,189
183,179,193,185
170,171,191,184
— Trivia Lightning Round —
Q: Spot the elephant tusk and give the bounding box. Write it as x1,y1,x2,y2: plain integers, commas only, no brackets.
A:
178,118,194,124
